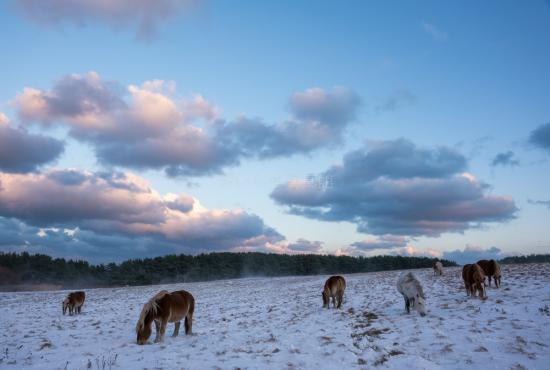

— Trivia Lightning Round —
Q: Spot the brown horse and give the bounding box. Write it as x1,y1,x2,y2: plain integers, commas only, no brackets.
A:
477,259,502,288
136,290,195,345
462,264,486,299
322,276,346,309
62,291,85,315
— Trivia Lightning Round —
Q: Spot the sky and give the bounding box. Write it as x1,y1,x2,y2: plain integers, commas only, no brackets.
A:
0,0,549,264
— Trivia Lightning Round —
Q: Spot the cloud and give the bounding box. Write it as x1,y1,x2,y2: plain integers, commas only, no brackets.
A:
528,199,550,208
234,238,325,255
333,246,363,257
351,235,408,251
286,238,324,253
374,89,417,113
392,245,441,258
14,0,200,40
334,242,440,258
0,113,8,125
442,245,505,265
529,122,550,153
421,21,448,41
0,113,64,173
0,169,283,261
491,151,519,167
271,139,517,237
15,72,360,177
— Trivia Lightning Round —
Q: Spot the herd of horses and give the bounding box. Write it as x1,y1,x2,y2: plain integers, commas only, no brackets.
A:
61,259,503,344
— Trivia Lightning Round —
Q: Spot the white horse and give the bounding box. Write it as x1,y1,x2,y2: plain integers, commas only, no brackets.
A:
433,261,443,276
397,272,426,316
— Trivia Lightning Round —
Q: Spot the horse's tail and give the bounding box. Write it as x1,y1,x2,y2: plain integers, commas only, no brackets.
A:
185,294,195,335
135,290,169,333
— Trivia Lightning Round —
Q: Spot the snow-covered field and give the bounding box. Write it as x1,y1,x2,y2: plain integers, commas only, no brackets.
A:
1,263,549,370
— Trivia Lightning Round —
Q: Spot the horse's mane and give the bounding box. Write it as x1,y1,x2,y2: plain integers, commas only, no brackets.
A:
135,290,170,333
402,272,425,299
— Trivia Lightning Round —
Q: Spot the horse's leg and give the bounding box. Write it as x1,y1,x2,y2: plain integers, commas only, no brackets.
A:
172,321,180,337
153,320,161,343
488,276,491,287
332,296,336,309
337,291,343,309
158,319,168,342
404,296,410,313
185,314,193,335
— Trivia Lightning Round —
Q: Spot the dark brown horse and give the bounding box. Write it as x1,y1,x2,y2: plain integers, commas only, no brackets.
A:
322,276,346,309
136,290,195,345
462,264,486,299
62,291,85,315
477,259,502,288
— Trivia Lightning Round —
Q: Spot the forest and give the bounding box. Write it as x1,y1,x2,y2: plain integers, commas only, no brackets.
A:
499,254,550,264
0,252,458,289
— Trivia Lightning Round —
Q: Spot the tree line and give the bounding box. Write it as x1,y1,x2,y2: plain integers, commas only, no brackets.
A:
499,254,550,264
0,252,457,289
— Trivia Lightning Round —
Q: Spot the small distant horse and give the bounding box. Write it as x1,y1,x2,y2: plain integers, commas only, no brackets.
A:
477,259,502,288
396,272,426,316
322,276,346,309
462,264,486,299
433,261,443,276
62,291,85,315
136,290,195,345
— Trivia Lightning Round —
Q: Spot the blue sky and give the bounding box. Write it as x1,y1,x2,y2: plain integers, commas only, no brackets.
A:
0,0,549,264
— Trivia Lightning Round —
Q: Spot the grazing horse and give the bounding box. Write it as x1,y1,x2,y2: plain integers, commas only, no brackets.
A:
433,261,443,276
462,264,486,299
322,276,346,309
62,291,85,315
477,259,502,288
136,290,195,345
397,272,426,316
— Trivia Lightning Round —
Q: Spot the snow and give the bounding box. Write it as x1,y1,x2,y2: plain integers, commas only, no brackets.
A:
1,263,549,369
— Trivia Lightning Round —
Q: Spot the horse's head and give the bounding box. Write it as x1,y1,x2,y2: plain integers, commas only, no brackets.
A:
415,293,427,316
322,290,329,308
136,310,154,345
136,324,151,345
62,298,69,315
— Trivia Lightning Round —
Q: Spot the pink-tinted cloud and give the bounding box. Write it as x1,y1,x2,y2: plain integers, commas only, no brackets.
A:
0,169,282,258
235,238,325,255
15,72,360,176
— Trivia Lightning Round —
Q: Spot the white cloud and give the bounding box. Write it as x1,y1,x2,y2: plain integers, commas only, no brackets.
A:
421,21,448,41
